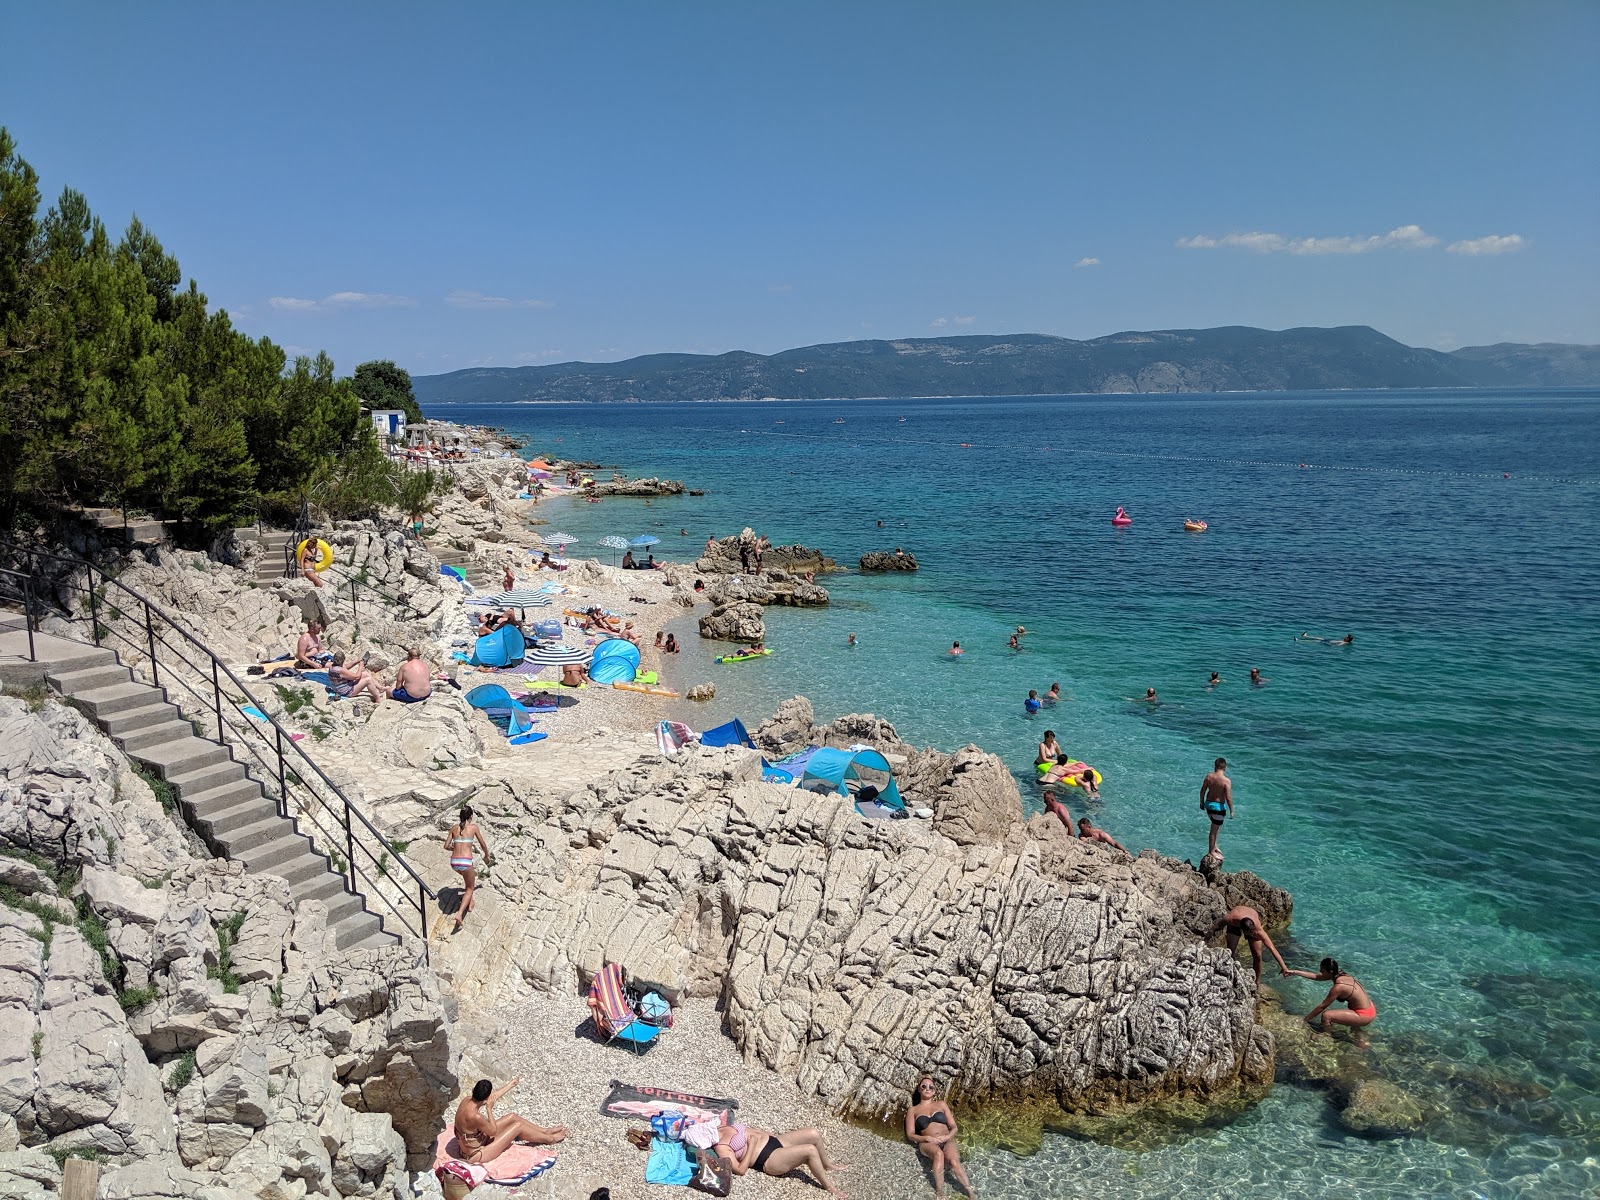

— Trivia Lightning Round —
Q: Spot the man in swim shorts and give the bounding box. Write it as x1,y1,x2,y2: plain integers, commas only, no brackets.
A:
391,647,432,703
1200,757,1232,857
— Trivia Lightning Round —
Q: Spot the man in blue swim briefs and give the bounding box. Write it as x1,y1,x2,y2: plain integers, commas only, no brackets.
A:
391,647,432,704
1200,757,1232,857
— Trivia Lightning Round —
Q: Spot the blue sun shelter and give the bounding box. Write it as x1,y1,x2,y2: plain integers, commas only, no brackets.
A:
796,747,904,818
588,637,641,685
465,683,546,745
468,624,526,668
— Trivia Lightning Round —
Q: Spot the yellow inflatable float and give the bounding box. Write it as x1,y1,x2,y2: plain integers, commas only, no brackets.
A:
296,538,334,571
612,681,680,698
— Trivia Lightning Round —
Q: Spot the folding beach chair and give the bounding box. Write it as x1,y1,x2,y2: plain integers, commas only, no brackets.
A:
586,963,661,1054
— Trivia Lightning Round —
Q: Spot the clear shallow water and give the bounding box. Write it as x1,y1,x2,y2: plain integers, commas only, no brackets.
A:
430,391,1600,1196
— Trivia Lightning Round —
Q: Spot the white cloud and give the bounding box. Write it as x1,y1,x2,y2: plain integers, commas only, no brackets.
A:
1446,233,1526,256
444,290,555,310
268,291,414,314
1075,257,1101,268
931,316,975,328
513,350,565,362
1177,225,1440,255
930,317,948,328
767,283,793,293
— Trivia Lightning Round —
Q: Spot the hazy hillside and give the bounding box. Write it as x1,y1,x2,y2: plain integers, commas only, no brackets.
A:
414,325,1599,404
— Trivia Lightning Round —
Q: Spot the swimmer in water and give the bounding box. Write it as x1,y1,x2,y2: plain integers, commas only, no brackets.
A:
1137,687,1159,704
1249,668,1268,687
1008,634,1021,651
1045,682,1061,703
1024,689,1041,713
1078,768,1100,800
1299,632,1354,646
847,632,857,648
948,641,964,657
1208,672,1223,689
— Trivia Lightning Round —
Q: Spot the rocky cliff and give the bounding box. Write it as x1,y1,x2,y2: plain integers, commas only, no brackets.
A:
0,696,458,1199
448,698,1279,1127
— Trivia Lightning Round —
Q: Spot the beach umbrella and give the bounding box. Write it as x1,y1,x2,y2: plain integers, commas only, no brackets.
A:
474,589,554,608
544,532,578,548
630,535,661,548
527,468,553,480
598,534,630,565
524,643,592,666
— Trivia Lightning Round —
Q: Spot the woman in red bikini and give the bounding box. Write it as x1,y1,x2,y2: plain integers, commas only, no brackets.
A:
1288,957,1378,1048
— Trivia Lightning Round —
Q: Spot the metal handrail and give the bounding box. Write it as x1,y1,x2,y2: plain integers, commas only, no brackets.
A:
0,567,38,661
13,545,436,957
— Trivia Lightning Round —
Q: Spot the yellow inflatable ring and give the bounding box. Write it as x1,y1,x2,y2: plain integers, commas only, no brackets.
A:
296,538,334,572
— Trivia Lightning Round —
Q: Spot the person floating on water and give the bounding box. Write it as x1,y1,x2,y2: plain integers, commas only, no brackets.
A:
948,641,964,657
1045,682,1061,703
1078,768,1100,799
1213,904,1288,987
1208,671,1223,688
1249,668,1269,686
1299,632,1355,646
1201,757,1232,857
1285,957,1378,1048
1024,689,1041,713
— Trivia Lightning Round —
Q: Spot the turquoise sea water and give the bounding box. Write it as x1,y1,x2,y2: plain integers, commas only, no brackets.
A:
430,391,1600,1198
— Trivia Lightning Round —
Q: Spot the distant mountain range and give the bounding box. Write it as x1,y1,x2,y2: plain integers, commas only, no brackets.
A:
413,325,1600,405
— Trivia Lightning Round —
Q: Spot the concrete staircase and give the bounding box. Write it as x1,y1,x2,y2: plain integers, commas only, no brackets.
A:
39,643,395,951
80,506,172,548
432,542,496,589
243,529,298,584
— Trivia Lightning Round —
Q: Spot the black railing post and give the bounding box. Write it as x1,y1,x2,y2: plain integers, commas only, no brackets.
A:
88,566,101,646
212,658,224,742
144,603,159,688
275,727,287,819
22,573,36,662
350,579,357,619
419,879,429,961
343,801,355,891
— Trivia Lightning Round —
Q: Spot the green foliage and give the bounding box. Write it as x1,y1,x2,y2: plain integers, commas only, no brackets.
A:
0,882,55,952
118,984,159,1011
353,359,422,423
46,1146,107,1168
168,1048,197,1090
207,909,247,994
395,466,448,525
73,892,121,987
132,761,177,814
0,126,409,538
30,1030,41,1060
1,681,50,711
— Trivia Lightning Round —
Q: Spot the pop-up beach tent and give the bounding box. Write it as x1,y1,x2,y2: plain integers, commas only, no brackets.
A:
465,683,546,745
588,638,641,685
784,746,904,817
699,719,798,784
468,624,526,668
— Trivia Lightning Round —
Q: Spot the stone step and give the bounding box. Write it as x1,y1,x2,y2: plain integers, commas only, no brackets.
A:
339,923,397,952
44,659,127,695
213,811,294,854
235,831,317,875
115,719,199,755
184,779,268,823
72,681,168,718
98,699,183,737
133,737,230,781
168,759,249,799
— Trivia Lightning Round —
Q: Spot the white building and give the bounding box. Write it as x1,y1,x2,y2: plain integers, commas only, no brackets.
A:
368,409,407,443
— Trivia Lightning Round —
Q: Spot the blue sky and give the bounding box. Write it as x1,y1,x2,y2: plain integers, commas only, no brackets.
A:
5,2,1597,374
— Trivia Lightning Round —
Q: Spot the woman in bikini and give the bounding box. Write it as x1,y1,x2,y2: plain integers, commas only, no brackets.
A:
905,1077,974,1198
711,1121,847,1198
444,806,493,931
1288,957,1378,1047
1036,730,1061,767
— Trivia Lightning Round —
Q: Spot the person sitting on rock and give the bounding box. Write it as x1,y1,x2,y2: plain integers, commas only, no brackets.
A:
328,652,382,703
295,622,332,670
1076,816,1127,854
1212,905,1289,987
905,1077,974,1200
709,1121,847,1199
452,1077,566,1166
391,647,432,703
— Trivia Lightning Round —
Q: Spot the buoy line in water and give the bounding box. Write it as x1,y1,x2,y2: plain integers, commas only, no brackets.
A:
735,426,1600,487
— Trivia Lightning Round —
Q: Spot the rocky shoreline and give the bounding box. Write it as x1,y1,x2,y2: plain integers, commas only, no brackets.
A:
0,423,1324,1199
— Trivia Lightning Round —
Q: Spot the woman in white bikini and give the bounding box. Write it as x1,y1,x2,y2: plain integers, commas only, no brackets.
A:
444,806,493,931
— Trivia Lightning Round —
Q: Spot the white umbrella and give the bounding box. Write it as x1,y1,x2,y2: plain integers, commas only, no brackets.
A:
598,535,630,565
544,532,579,548
471,589,554,608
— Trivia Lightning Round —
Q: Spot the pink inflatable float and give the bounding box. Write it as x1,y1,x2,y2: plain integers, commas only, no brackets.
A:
1111,506,1133,527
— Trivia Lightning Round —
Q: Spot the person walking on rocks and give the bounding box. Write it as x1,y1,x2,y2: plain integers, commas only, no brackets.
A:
1200,757,1233,858
445,805,493,931
906,1077,975,1199
452,1076,566,1165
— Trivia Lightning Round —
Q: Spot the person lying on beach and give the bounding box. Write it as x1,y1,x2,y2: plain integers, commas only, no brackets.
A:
295,622,332,670
1212,905,1288,987
709,1121,847,1199
392,647,432,703
905,1077,974,1200
1077,817,1126,853
1285,957,1378,1047
452,1077,566,1166
474,608,521,637
328,652,383,703
1036,730,1061,766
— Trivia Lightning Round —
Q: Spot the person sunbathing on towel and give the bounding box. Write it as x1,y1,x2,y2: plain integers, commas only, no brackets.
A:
328,653,382,702
709,1121,847,1199
453,1077,566,1165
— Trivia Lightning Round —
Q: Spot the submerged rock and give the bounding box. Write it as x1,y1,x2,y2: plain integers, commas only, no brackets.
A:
860,549,919,571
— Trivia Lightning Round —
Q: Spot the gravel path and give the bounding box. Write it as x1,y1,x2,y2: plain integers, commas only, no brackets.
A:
442,992,926,1200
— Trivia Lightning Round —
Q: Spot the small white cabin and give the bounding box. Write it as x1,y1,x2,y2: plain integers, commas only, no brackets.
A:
369,409,407,442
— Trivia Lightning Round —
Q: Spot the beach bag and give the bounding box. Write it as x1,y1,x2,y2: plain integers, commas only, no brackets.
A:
650,1112,688,1142
689,1150,733,1196
638,991,673,1028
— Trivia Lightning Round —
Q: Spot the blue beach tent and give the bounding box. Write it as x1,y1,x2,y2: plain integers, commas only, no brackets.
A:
468,624,526,668
465,683,547,745
700,719,754,748
793,746,904,817
588,638,641,685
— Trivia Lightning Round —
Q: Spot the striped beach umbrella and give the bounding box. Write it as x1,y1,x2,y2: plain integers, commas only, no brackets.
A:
524,642,592,666
473,589,554,608
544,532,579,548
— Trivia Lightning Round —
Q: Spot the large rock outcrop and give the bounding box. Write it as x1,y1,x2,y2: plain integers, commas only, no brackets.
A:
461,701,1276,1125
0,697,459,1197
697,601,765,642
695,529,835,577
860,550,919,571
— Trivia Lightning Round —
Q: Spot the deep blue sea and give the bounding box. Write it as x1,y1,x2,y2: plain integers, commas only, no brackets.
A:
429,391,1600,1198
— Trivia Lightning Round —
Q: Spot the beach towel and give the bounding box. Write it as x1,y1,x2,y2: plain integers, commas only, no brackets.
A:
645,1138,694,1186
600,1081,738,1124
432,1128,557,1186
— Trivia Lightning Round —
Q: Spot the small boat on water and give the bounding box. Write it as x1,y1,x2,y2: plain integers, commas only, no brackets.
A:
833,418,846,424
1184,519,1208,532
